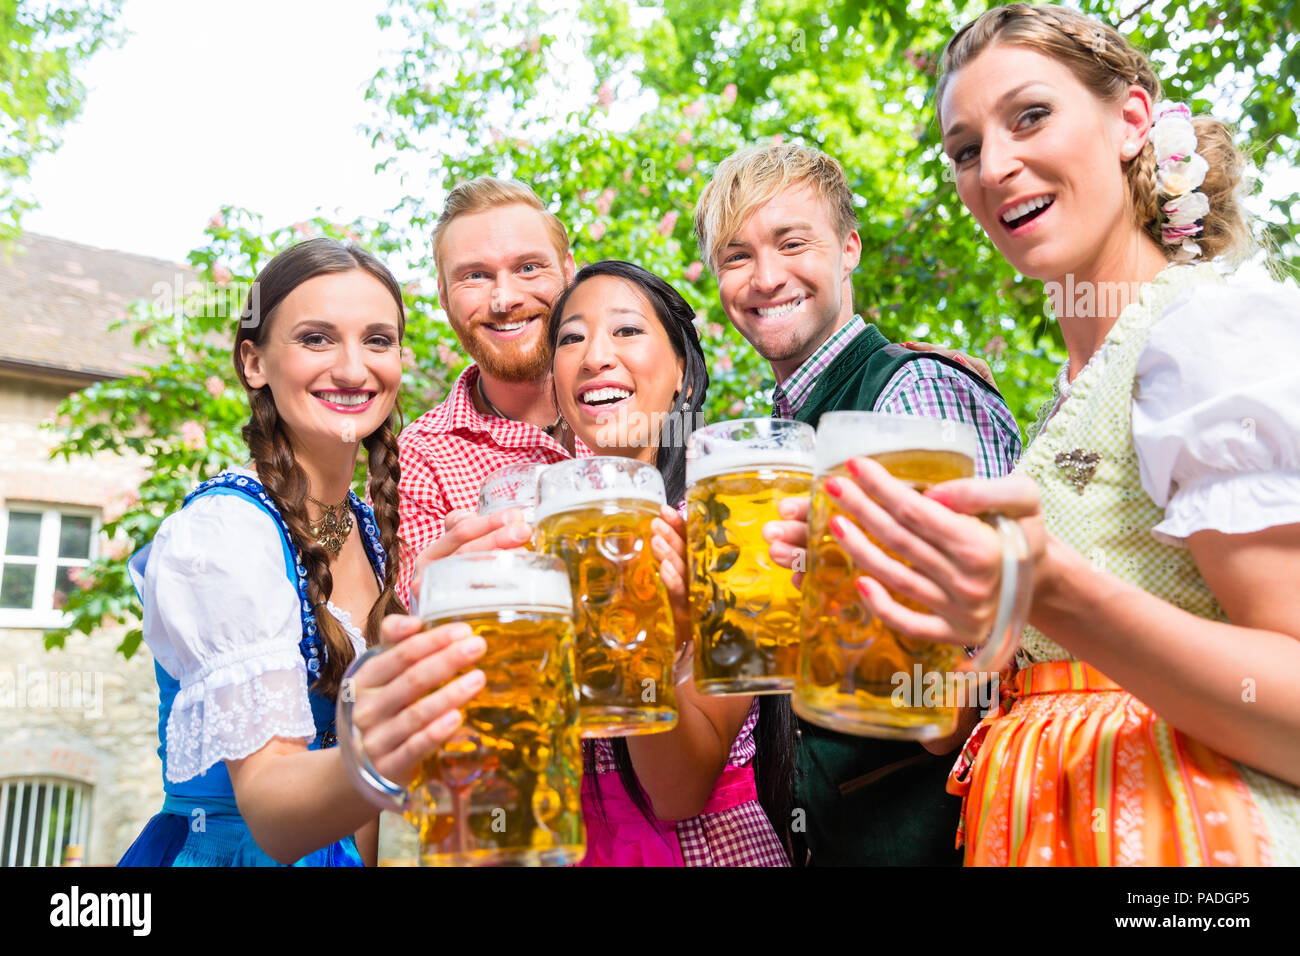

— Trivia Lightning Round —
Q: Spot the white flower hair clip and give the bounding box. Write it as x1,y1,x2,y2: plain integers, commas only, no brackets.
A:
1149,102,1208,262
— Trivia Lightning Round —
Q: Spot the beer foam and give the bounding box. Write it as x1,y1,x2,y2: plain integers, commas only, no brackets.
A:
814,411,977,472
535,457,666,523
686,449,815,485
419,553,573,619
534,488,663,524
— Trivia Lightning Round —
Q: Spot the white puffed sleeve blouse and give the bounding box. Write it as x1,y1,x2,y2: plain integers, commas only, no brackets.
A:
1133,278,1300,546
142,468,366,782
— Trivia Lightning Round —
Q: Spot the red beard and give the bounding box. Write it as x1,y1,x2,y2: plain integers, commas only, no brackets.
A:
457,307,552,384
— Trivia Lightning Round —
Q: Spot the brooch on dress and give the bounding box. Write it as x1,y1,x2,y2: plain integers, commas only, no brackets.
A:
1054,449,1101,493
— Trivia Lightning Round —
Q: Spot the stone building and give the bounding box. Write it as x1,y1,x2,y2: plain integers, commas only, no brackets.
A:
0,233,179,865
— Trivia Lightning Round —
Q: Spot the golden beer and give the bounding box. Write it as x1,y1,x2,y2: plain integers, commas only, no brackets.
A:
685,418,815,694
535,458,677,737
329,550,584,867
413,607,583,866
794,413,978,740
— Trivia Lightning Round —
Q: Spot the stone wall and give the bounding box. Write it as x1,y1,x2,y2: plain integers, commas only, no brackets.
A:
1,373,160,864
0,626,162,865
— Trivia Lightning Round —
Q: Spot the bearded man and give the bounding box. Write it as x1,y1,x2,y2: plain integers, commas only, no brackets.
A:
395,178,579,608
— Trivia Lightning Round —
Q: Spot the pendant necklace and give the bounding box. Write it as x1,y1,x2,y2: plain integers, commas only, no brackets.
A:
478,375,564,437
306,494,353,557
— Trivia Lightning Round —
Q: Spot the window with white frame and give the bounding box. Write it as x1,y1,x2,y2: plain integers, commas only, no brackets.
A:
0,777,93,867
0,506,99,629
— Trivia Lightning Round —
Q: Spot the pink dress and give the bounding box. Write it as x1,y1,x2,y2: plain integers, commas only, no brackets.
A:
577,699,791,866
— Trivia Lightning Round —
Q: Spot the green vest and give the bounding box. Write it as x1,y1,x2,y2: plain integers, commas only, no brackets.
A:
789,323,1006,866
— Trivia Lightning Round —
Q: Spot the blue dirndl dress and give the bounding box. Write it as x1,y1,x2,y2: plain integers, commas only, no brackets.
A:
118,471,387,867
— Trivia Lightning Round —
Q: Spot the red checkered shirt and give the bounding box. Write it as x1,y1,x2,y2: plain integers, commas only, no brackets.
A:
395,364,588,609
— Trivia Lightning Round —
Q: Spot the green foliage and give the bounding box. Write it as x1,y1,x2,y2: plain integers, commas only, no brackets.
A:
365,0,1298,424
44,0,1300,655
44,211,463,656
0,0,123,237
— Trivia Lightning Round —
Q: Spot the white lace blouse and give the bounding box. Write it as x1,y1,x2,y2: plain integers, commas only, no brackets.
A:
142,468,368,783
1132,277,1300,546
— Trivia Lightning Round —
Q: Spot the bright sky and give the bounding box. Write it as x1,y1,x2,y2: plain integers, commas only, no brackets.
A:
25,0,404,264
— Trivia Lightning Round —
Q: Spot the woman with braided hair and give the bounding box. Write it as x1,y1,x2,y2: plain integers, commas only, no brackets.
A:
120,239,487,866
765,2,1300,865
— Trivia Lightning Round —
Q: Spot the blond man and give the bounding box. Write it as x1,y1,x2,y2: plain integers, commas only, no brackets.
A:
395,178,579,608
694,144,1022,866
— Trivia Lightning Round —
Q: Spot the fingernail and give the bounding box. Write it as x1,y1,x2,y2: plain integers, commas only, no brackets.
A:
462,669,485,691
460,636,486,658
447,622,472,640
829,516,846,538
433,709,462,733
770,541,791,559
825,477,844,498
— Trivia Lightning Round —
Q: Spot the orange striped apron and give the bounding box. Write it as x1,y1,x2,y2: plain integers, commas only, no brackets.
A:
947,661,1271,866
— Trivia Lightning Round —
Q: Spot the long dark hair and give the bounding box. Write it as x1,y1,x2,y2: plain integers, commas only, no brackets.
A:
548,260,797,858
548,260,708,505
233,237,407,700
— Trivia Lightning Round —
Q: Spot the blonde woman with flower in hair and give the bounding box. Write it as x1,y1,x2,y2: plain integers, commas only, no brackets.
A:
765,3,1300,865
120,239,487,866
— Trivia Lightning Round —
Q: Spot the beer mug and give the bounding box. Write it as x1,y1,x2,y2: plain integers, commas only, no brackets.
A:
685,418,815,694
534,457,678,737
337,551,585,866
793,411,1032,740
478,462,550,534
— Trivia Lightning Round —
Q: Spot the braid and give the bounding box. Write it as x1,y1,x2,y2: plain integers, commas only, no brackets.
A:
242,387,355,700
232,238,411,700
1129,137,1163,247
363,415,407,645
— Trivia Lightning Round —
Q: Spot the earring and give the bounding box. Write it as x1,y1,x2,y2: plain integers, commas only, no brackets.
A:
1122,142,1138,159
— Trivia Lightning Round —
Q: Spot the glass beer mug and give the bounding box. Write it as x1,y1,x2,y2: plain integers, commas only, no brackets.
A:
793,411,1033,740
337,551,585,866
478,462,550,540
534,456,678,737
685,418,815,694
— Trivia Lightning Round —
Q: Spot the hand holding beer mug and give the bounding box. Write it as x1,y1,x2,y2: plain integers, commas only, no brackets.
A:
535,457,678,737
685,418,815,694
794,412,1033,740
407,489,539,614
338,551,585,866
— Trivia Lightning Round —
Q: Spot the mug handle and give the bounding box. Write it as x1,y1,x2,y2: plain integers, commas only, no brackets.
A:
336,645,416,814
958,515,1033,674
